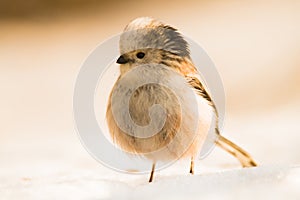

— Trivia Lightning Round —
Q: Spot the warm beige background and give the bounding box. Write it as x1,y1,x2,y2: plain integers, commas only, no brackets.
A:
0,0,299,198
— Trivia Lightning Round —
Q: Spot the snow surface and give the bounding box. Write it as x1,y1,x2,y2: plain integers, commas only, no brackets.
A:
1,166,299,199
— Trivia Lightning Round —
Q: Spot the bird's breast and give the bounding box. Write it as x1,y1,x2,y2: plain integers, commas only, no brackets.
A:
106,64,214,160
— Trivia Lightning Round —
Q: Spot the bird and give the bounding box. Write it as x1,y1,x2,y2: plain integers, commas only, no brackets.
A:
106,17,257,182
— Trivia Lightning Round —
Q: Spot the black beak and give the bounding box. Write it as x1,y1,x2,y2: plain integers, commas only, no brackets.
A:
116,55,128,64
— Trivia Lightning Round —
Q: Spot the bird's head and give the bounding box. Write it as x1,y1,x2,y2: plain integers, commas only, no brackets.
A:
117,17,191,75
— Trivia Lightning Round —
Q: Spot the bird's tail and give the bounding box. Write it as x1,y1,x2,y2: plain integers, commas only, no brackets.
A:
216,135,258,167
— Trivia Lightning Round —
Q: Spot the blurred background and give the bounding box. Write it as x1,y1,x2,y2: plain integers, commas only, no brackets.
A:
0,0,299,198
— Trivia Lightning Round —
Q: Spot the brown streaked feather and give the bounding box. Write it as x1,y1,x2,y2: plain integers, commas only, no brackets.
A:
185,76,213,104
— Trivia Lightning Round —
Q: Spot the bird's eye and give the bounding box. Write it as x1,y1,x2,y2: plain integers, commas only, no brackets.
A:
136,52,145,59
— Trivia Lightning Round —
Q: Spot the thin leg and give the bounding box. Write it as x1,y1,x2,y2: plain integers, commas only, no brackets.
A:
149,163,156,182
189,156,194,174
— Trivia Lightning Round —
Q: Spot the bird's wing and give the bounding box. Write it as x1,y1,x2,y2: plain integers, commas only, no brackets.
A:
185,74,215,108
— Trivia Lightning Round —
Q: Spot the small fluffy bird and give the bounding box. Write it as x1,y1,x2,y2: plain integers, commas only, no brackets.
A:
106,17,257,182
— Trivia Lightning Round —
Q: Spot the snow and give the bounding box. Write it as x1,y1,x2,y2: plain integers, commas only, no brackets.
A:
1,166,299,199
